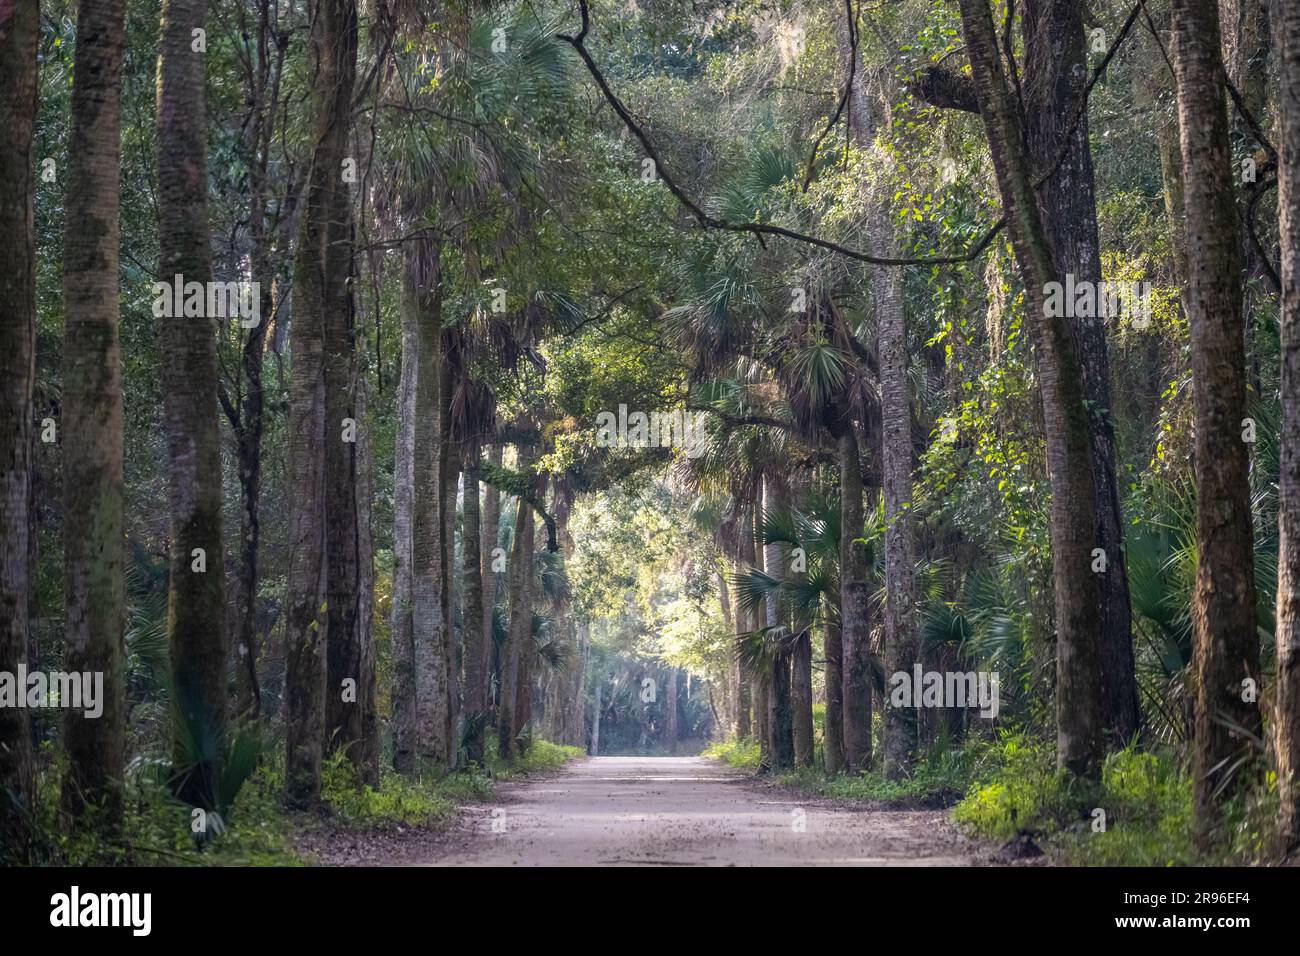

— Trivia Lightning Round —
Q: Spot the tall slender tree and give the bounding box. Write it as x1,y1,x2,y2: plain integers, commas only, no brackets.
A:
412,238,451,766
763,473,795,769
908,0,1140,745
323,179,367,778
1170,0,1263,846
837,0,918,778
481,442,504,720
956,0,1103,777
391,242,422,773
788,482,815,768
1276,0,1300,857
737,503,763,752
0,0,39,860
284,0,357,806
838,424,873,773
498,456,537,760
61,0,128,824
156,0,227,803
462,438,488,764
440,373,461,765
1022,0,1139,745
221,0,291,720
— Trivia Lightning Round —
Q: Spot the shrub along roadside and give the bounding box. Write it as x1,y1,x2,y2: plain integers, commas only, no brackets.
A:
706,732,1280,865
23,737,584,866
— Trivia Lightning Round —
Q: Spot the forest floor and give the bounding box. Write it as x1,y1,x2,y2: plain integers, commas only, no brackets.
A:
403,755,1015,866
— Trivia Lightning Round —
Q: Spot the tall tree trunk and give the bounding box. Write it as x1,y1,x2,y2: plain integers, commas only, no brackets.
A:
61,0,128,825
0,0,38,859
231,278,268,721
788,483,814,767
1276,0,1300,857
909,11,1143,745
1171,0,1263,847
733,588,751,742
462,438,487,764
665,667,679,754
763,474,794,770
442,429,461,765
498,452,535,761
716,565,735,734
957,0,1103,776
823,604,845,774
412,239,450,766
790,628,814,767
512,482,544,750
839,426,873,773
228,0,285,721
731,509,752,741
743,498,769,768
353,376,379,784
874,208,918,777
323,201,364,776
390,244,420,773
1023,0,1140,746
839,6,918,778
552,486,581,746
572,619,590,746
157,0,227,805
284,0,357,805
481,442,503,720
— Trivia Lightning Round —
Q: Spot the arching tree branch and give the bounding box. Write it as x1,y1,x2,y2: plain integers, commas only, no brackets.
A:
558,0,1145,269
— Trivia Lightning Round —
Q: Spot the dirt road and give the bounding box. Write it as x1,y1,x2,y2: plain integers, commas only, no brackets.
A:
426,755,992,866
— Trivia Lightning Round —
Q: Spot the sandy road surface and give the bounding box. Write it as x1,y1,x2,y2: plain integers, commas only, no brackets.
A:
425,755,992,866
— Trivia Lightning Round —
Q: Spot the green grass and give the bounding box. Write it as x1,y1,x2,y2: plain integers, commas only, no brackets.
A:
23,734,585,866
706,729,1279,865
489,738,587,778
321,736,585,824
952,735,1278,865
706,727,992,805
28,750,300,867
321,753,458,827
703,738,761,769
776,746,986,804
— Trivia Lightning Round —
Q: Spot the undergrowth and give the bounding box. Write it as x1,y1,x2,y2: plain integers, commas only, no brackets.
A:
707,730,1280,865
22,734,584,866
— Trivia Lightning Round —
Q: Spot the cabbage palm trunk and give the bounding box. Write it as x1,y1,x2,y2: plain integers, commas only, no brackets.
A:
1169,0,1264,846
1276,0,1300,856
156,0,227,803
462,438,488,764
838,425,873,773
0,0,39,858
284,0,358,805
498,450,537,760
61,0,128,825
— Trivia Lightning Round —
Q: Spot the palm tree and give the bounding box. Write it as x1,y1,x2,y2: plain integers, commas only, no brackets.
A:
0,0,39,858
156,0,227,806
61,0,129,825
1276,0,1300,855
1168,0,1264,846
375,4,574,770
284,0,359,807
